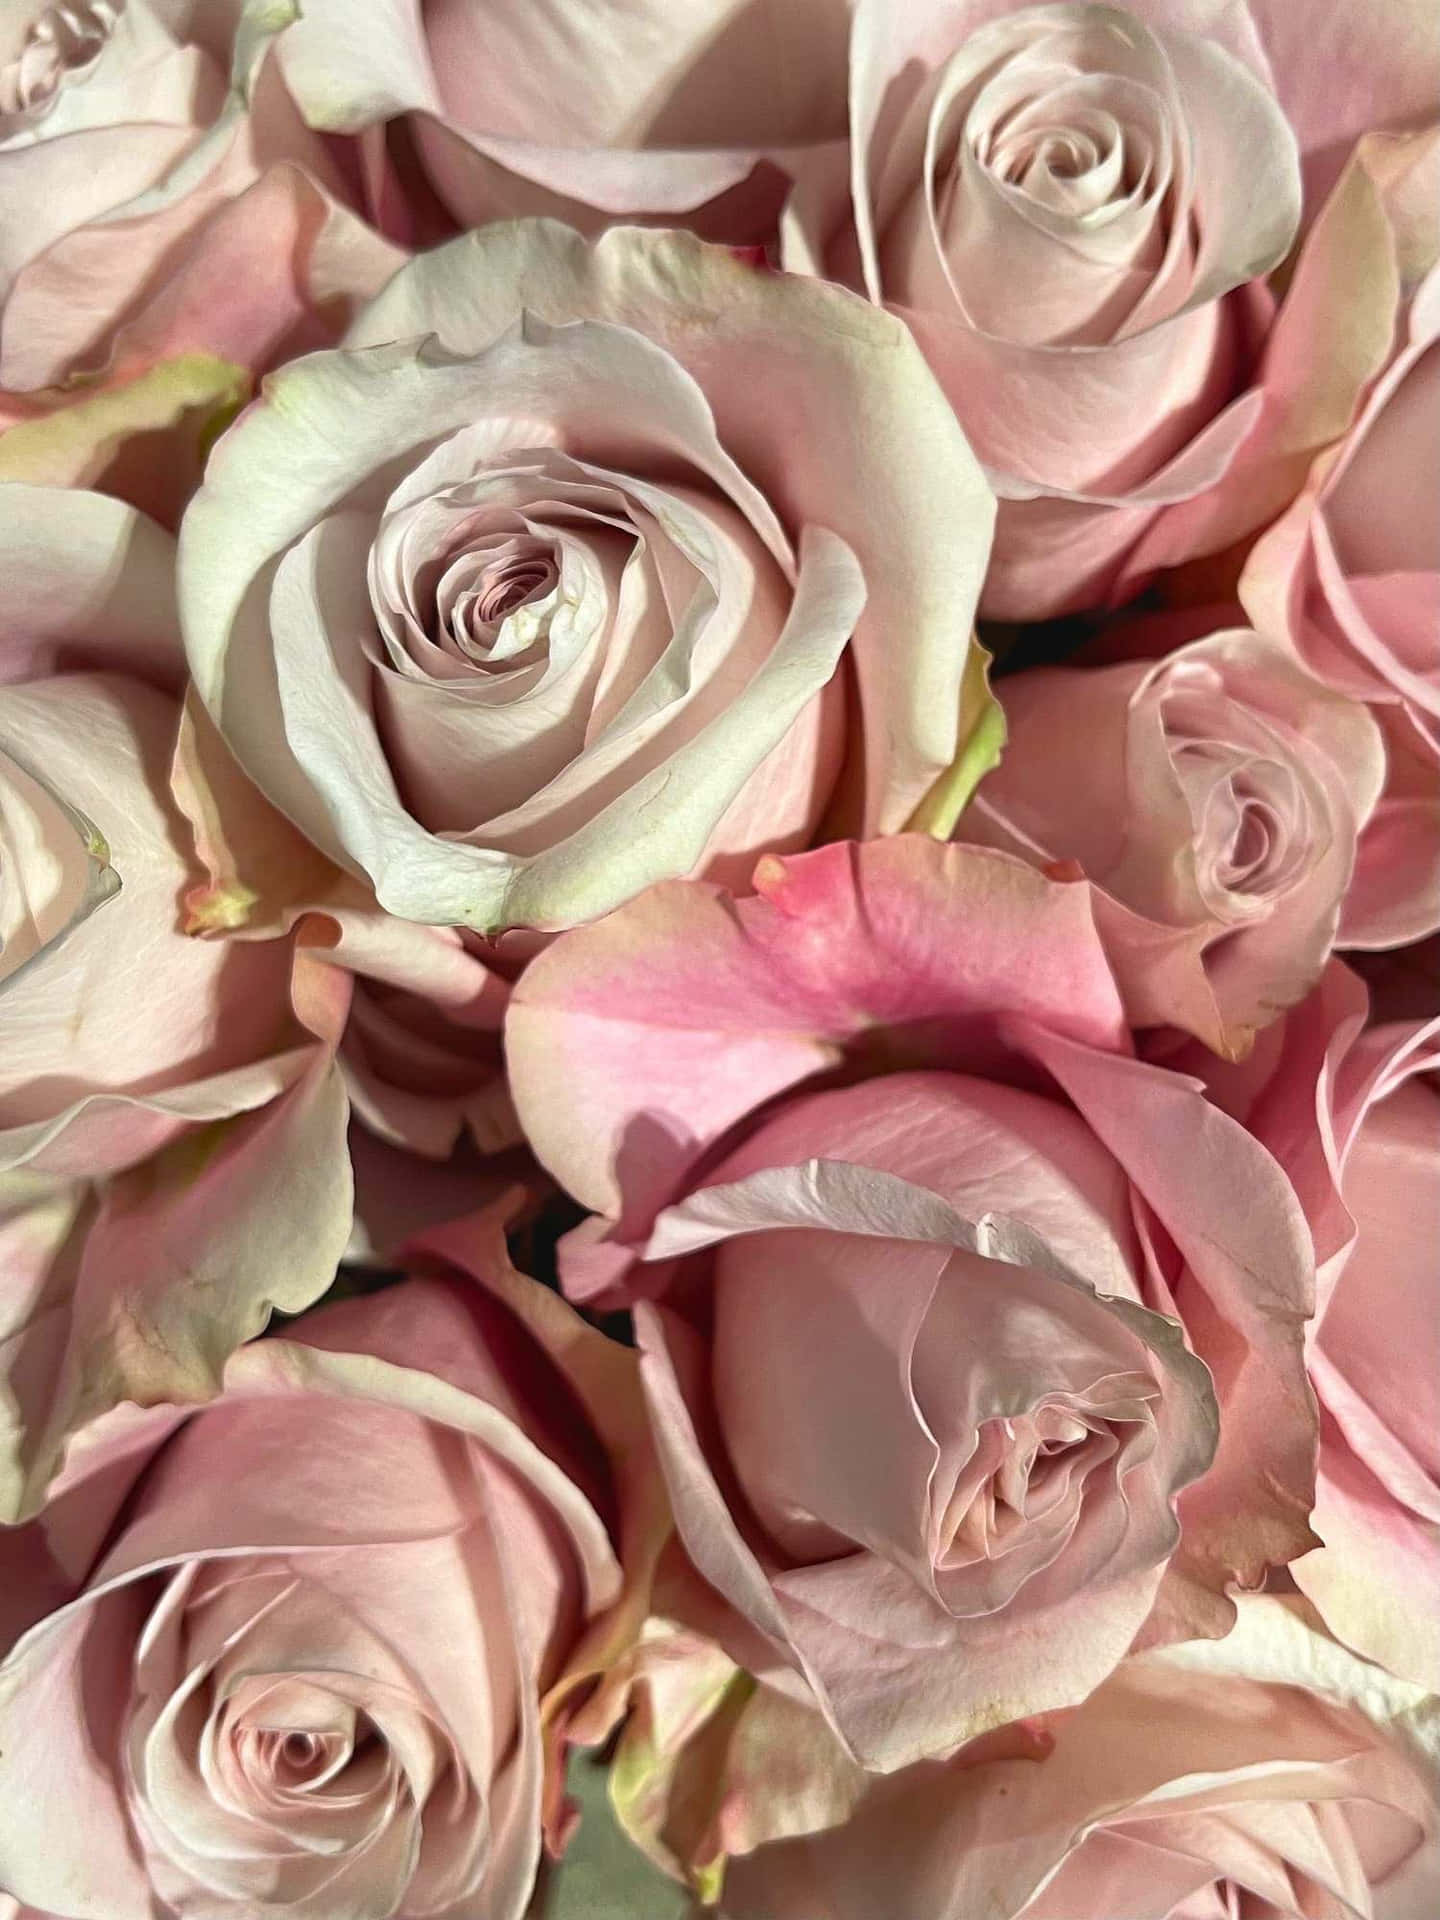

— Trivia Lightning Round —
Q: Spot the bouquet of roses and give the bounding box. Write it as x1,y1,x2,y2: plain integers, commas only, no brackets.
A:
1,3,1436,1916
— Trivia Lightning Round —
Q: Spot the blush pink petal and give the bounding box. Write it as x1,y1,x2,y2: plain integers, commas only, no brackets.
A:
0,350,251,532
1022,1025,1317,1634
1342,712,1440,948
703,1073,1142,1303
1299,1411,1440,1695
169,689,346,937
1244,0,1440,200
508,836,1128,1223
588,1621,870,1897
0,676,301,1159
720,1596,1440,1920
0,123,197,298
0,485,185,690
0,943,353,1518
1,162,405,390
277,0,850,240
1120,128,1440,597
0,1600,157,1919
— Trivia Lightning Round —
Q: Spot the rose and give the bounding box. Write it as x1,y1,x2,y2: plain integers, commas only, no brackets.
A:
624,1124,1218,1770
1191,964,1440,1691
274,0,851,248
816,2,1440,616
1242,262,1440,946
0,5,403,530
506,836,1316,1768
717,1597,1440,1920
179,219,997,935
0,0,229,303
823,0,1299,615
0,1,398,388
0,1221,661,1920
0,481,354,1519
960,626,1386,1055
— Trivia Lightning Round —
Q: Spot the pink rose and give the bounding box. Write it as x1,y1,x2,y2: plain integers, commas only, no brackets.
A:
0,483,353,1517
961,625,1386,1055
274,0,850,247
719,1597,1440,1920
0,2,400,390
1193,964,1440,1691
829,0,1298,615
0,1221,661,1920
0,0,228,299
1242,262,1440,946
816,2,1440,615
507,837,1316,1767
180,220,997,934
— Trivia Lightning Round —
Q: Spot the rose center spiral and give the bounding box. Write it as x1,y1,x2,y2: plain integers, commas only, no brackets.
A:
427,532,563,673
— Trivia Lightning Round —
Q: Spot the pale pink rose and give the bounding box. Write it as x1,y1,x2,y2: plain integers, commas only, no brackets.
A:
814,1,1440,615
0,1222,662,1920
180,220,997,934
0,483,352,1518
506,837,1317,1768
1190,964,1440,1691
0,1,402,389
720,1597,1440,1920
1242,263,1440,946
274,0,850,249
0,0,227,300
961,627,1387,1056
